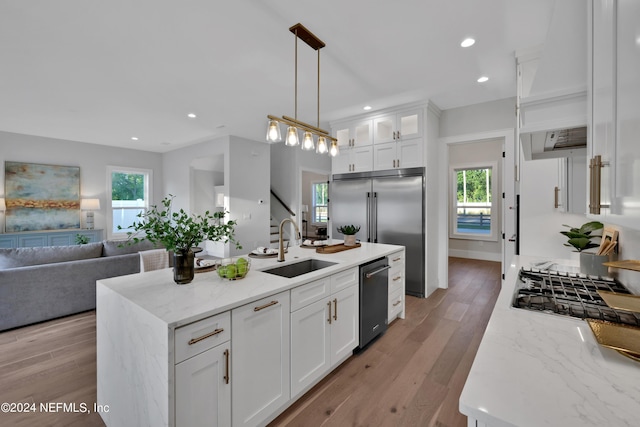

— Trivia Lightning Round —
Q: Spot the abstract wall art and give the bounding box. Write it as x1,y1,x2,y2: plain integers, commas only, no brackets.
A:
4,161,80,232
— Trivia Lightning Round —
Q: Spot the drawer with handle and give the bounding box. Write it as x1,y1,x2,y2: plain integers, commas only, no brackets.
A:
175,311,231,364
387,251,405,269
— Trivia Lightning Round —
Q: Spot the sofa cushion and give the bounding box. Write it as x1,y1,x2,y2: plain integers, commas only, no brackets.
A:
0,242,104,269
102,239,159,257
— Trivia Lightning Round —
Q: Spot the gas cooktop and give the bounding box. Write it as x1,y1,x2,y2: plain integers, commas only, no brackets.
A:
512,268,640,327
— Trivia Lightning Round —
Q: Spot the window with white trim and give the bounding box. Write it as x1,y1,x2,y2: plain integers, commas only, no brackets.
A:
107,166,152,239
311,181,328,224
450,163,497,241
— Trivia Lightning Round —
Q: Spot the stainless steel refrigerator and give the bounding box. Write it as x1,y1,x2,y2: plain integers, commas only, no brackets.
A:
330,167,425,297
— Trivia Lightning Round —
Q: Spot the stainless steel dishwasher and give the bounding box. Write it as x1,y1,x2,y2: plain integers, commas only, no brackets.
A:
359,257,390,349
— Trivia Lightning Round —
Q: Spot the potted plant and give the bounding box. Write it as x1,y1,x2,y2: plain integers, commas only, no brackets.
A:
337,224,360,246
120,194,241,284
560,221,606,275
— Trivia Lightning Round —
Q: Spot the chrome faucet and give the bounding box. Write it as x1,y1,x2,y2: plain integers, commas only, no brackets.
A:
278,218,301,262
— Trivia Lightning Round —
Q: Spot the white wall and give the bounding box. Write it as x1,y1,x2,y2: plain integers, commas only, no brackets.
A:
162,135,270,257
0,130,163,233
439,98,516,138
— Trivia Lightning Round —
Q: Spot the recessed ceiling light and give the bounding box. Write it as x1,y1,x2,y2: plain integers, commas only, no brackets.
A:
461,38,476,48
363,105,372,111
477,76,489,83
187,113,197,119
131,137,139,141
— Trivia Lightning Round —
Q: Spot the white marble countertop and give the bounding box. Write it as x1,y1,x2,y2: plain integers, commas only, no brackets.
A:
97,241,403,329
459,255,640,427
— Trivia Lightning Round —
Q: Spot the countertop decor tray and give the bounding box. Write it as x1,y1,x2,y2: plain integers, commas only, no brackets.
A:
315,242,361,254
603,260,640,272
597,290,640,312
587,319,640,362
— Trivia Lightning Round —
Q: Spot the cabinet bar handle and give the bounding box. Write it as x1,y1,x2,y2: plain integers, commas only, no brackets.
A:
333,298,338,321
397,130,401,139
254,300,278,312
393,276,402,282
392,257,402,262
327,301,332,324
396,159,400,168
224,349,230,384
188,328,224,345
393,300,402,307
554,186,559,209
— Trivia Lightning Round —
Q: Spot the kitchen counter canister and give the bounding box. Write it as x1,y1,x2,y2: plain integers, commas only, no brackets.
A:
459,255,640,427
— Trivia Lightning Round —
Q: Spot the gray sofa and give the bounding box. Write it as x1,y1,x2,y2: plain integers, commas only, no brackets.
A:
0,240,159,331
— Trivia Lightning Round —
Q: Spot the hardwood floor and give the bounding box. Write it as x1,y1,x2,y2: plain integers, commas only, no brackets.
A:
0,257,500,427
269,257,501,427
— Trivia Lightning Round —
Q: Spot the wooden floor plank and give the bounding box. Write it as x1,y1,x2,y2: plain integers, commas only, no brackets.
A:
0,257,501,427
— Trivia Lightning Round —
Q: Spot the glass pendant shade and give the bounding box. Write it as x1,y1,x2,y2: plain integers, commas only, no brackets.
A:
316,136,328,154
301,131,315,150
285,126,299,146
266,119,282,143
329,140,339,157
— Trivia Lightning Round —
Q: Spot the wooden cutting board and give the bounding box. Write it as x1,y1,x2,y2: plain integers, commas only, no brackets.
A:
315,242,361,254
603,260,640,272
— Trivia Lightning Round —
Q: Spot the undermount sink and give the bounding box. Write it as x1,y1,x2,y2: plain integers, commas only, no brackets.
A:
261,259,337,278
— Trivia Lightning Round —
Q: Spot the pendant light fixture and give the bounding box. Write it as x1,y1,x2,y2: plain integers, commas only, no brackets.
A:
266,23,338,156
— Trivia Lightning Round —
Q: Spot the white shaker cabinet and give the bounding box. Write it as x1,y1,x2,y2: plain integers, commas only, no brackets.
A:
373,109,422,144
174,311,231,427
290,268,359,399
231,291,290,427
588,0,640,229
175,344,231,427
332,145,374,174
373,138,424,171
334,119,373,149
387,250,405,323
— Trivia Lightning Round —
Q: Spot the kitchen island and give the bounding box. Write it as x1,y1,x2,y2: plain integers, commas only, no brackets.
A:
96,241,404,427
460,255,640,427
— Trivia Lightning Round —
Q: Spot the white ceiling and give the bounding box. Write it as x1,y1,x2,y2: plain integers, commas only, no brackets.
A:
0,0,558,153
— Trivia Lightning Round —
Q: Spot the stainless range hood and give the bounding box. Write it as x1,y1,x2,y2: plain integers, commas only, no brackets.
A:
520,125,587,160
519,89,588,161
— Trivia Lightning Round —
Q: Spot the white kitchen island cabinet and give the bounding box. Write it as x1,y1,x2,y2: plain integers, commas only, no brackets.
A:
290,268,359,399
97,241,404,427
231,291,290,427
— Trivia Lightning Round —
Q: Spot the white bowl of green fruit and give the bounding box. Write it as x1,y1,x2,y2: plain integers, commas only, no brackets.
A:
217,257,251,280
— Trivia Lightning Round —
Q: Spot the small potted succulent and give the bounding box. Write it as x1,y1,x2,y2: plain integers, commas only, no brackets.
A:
120,194,241,284
337,224,360,246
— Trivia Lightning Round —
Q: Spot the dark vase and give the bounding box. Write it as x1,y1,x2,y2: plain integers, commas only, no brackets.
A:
173,249,195,284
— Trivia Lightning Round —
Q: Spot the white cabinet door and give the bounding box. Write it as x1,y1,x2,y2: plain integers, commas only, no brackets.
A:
352,145,373,172
590,0,616,217
373,114,396,144
397,137,423,169
613,0,640,227
329,285,359,366
175,343,231,427
373,142,397,170
333,146,373,174
290,298,331,398
231,291,290,427
373,138,423,171
373,109,422,144
332,150,352,175
333,119,372,149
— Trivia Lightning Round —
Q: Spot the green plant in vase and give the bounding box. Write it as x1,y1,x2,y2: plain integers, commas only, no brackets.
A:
560,221,603,252
119,194,241,284
337,224,360,246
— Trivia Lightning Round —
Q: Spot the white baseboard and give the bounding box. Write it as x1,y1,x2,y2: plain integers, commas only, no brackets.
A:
448,248,502,262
